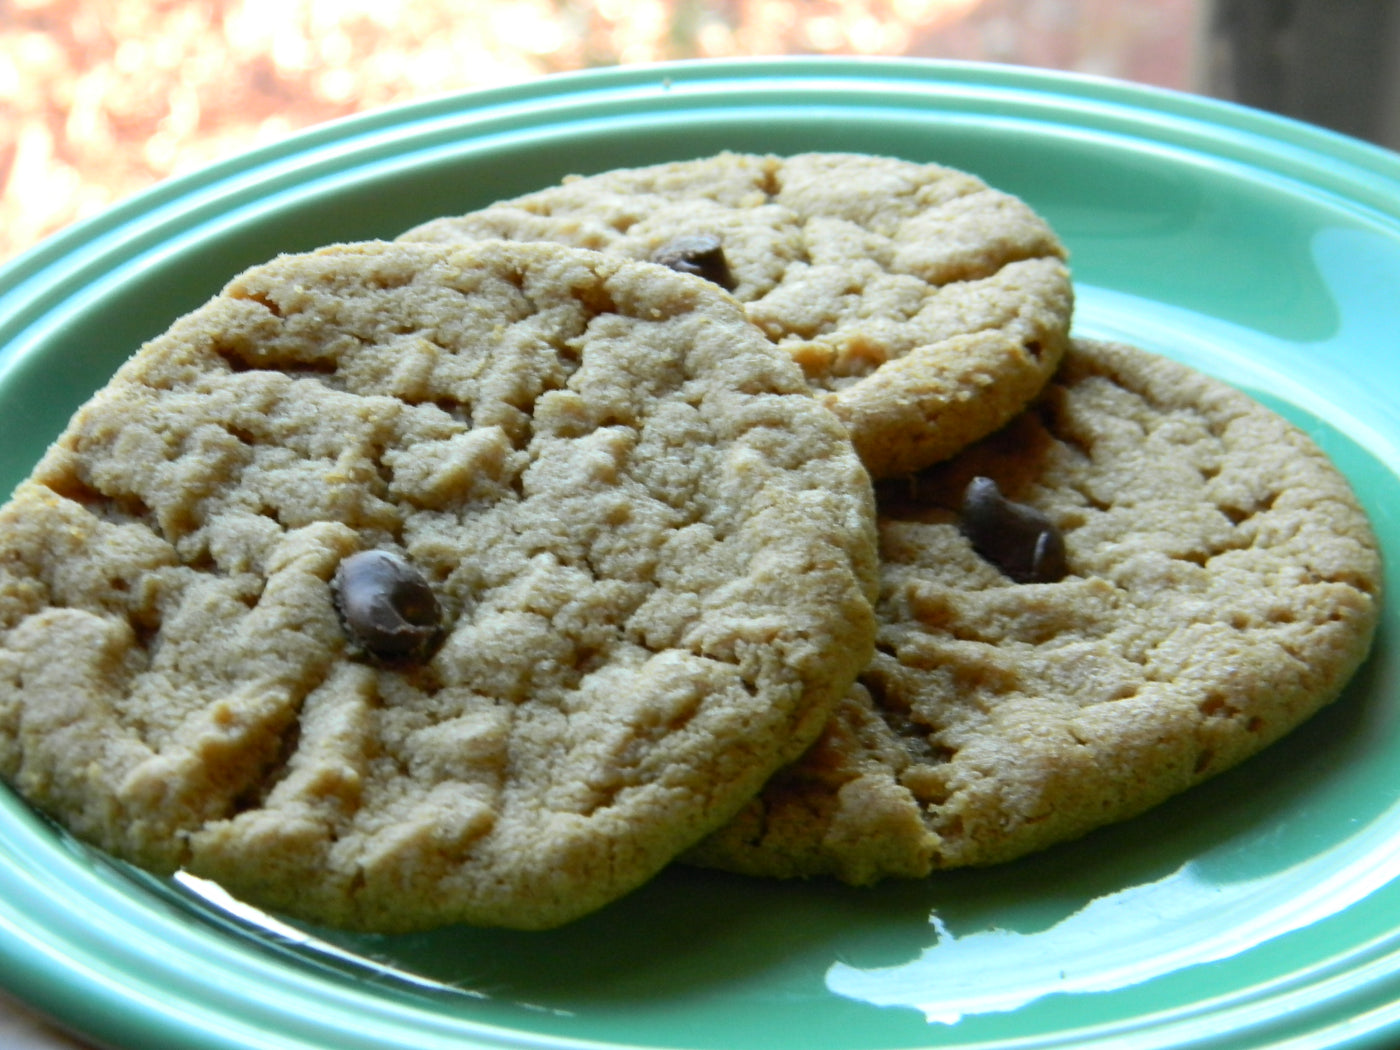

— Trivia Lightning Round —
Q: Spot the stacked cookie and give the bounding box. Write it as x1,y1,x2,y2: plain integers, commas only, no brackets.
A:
399,153,1381,887
402,152,1074,479
0,153,1381,932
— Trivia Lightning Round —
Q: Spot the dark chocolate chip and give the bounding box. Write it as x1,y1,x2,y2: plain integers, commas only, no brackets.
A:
650,234,736,290
958,476,1068,584
332,550,443,663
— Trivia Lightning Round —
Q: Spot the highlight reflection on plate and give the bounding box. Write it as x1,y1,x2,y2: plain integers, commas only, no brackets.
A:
2,57,1400,1050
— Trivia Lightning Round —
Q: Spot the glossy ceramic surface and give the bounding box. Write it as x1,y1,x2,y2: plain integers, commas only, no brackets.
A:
2,57,1399,1050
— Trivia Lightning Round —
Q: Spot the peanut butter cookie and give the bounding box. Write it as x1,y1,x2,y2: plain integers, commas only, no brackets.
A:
0,239,879,930
686,339,1381,884
400,151,1074,477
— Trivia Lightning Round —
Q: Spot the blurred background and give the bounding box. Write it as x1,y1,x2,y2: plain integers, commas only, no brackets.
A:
2,0,1399,265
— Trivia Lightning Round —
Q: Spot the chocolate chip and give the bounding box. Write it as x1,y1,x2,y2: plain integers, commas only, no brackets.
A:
958,476,1067,583
650,234,736,290
332,550,443,663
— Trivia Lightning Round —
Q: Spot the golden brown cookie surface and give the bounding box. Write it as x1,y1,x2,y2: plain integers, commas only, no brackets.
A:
0,239,879,930
400,152,1074,477
686,339,1382,884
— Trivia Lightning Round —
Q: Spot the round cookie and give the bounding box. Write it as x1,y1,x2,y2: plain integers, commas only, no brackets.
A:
685,339,1382,885
0,239,880,930
400,151,1075,478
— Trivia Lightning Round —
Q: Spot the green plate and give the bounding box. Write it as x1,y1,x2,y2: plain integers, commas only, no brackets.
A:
2,57,1400,1050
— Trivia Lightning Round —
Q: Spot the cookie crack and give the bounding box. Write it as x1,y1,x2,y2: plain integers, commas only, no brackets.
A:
758,163,781,203
211,663,345,825
212,339,342,382
223,717,303,820
44,474,159,532
238,290,283,318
